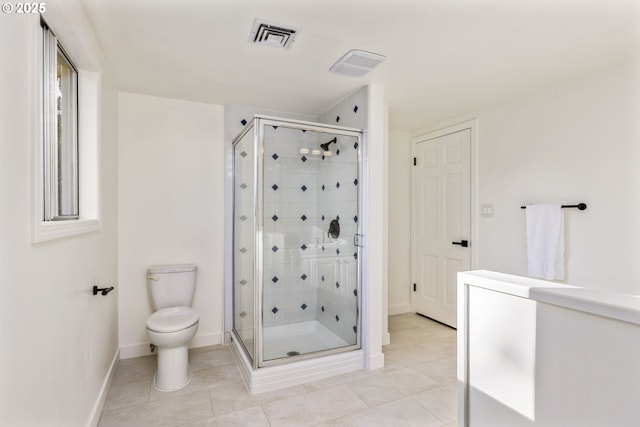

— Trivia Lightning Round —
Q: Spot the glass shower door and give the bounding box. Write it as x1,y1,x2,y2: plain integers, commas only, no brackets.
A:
259,120,362,365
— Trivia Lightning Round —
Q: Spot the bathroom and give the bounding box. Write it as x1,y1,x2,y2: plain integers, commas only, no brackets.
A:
119,91,383,393
1,1,640,426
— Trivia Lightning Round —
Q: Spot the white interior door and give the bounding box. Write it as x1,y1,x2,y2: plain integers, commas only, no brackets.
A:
412,128,471,327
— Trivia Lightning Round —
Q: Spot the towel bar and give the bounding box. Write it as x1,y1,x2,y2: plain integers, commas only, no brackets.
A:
520,203,587,210
92,285,115,296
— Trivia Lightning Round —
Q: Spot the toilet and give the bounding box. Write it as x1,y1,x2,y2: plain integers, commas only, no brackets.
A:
145,264,199,391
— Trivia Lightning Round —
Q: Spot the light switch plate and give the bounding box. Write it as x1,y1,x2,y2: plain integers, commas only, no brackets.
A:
481,204,494,218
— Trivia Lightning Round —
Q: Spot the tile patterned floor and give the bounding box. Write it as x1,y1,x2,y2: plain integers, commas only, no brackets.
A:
99,314,457,426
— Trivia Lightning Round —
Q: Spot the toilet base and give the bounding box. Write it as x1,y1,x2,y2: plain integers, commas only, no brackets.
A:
153,345,191,391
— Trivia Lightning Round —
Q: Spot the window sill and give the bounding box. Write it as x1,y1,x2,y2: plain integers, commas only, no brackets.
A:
33,218,101,243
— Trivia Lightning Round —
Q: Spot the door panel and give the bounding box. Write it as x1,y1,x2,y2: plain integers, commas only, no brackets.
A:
422,254,438,299
444,257,461,307
445,173,462,238
412,128,471,327
421,176,438,238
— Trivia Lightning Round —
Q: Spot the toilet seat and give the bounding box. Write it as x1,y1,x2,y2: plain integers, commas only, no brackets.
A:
146,306,199,333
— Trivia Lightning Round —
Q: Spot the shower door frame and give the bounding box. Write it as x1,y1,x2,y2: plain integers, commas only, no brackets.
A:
232,114,364,370
231,119,260,365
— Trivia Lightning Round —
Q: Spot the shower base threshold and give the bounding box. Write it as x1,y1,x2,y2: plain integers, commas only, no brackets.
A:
230,326,365,394
263,320,349,361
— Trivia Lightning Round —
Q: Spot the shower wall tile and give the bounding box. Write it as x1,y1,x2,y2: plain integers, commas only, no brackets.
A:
316,86,368,131
225,105,315,144
289,292,304,323
311,251,358,345
264,293,290,327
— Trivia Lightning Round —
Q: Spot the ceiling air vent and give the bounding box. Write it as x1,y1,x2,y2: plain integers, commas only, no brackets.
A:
250,19,298,49
329,49,386,77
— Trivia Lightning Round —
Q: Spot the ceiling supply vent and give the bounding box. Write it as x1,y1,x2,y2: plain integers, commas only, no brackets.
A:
250,19,298,49
329,49,386,77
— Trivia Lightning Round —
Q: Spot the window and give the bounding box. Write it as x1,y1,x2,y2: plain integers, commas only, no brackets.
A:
42,21,79,221
33,12,101,243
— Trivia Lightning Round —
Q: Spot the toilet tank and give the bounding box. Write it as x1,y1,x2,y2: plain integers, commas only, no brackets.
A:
147,264,197,310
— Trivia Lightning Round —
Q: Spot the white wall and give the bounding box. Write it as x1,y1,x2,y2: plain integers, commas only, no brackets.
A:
477,61,640,293
412,60,640,294
387,130,412,314
0,3,119,425
118,93,226,357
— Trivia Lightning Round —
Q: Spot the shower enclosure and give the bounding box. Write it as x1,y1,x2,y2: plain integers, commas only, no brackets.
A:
232,115,363,372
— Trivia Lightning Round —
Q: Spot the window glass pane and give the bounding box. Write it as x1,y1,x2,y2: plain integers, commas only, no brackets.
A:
55,48,78,218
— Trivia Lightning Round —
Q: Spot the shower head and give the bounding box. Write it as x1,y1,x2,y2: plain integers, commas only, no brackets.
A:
320,138,337,152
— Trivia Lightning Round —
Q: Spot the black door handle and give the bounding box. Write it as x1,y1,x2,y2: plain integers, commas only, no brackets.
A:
452,240,468,247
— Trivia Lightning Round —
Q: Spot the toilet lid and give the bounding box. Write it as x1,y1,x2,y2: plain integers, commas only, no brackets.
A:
146,306,199,333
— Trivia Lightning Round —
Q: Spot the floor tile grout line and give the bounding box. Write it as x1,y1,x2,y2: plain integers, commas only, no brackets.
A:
206,383,216,418
410,392,455,425
259,402,274,427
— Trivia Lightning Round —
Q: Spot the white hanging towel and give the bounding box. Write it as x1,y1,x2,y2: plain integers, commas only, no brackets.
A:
526,204,565,280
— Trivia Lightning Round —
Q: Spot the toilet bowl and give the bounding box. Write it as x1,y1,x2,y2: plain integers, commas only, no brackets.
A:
146,307,199,391
145,264,199,391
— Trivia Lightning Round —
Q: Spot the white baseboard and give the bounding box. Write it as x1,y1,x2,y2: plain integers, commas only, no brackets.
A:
119,332,223,359
88,348,119,427
119,342,152,359
191,332,223,349
382,331,391,346
388,304,412,316
367,351,385,370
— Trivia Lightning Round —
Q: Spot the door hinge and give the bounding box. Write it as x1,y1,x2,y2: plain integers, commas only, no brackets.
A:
413,157,416,166
413,283,416,292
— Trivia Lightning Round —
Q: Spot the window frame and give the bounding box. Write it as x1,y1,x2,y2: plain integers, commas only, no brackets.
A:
42,21,80,221
33,16,101,243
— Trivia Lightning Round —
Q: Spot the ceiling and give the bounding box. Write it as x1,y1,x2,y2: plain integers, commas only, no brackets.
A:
81,0,640,131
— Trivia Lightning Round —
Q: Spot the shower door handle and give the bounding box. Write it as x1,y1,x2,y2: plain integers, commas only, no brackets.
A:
354,234,364,247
